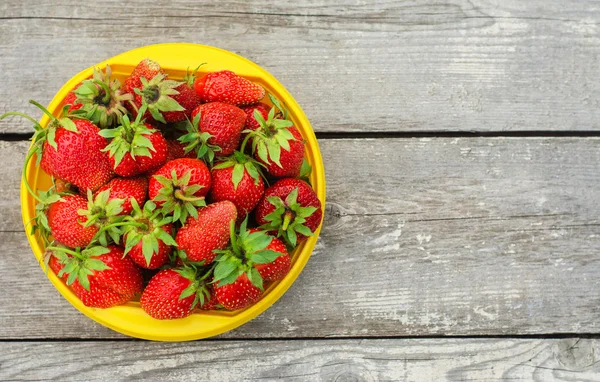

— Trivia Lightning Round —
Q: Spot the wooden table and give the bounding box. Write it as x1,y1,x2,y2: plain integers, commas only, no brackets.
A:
1,1,600,380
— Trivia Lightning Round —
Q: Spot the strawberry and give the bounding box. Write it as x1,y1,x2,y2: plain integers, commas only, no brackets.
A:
48,245,143,308
47,194,98,248
95,176,148,216
140,266,213,320
69,66,132,129
242,102,270,132
1,101,115,192
209,149,265,222
249,229,291,281
123,59,163,96
214,272,262,311
194,70,265,106
148,158,212,224
212,220,288,310
99,105,168,177
175,201,237,264
251,105,305,178
255,178,322,247
162,66,203,122
123,200,177,269
182,102,246,159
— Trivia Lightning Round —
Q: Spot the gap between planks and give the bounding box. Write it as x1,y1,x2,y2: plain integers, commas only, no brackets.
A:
3,131,600,143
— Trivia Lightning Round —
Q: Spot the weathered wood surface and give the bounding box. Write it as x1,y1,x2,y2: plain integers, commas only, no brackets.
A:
1,137,599,339
2,338,600,381
3,0,600,134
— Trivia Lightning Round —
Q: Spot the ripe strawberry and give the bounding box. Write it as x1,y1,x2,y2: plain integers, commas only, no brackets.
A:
209,150,265,222
214,272,262,311
49,245,143,308
140,267,213,320
4,100,115,192
194,70,265,106
162,66,203,122
69,66,132,129
47,194,98,248
251,105,305,178
123,200,177,269
242,102,270,132
148,158,212,224
99,105,168,177
123,59,163,96
255,178,322,247
212,220,287,310
184,102,246,157
95,176,148,216
175,201,237,263
249,230,291,281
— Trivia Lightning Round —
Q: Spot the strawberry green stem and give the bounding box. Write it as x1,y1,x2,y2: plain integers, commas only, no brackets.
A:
46,246,85,260
239,132,253,154
174,189,204,203
29,100,56,121
0,112,41,129
281,211,293,231
22,148,43,203
94,79,112,104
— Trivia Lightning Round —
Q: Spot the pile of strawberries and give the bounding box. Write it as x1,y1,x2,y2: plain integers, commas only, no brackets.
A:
4,59,322,320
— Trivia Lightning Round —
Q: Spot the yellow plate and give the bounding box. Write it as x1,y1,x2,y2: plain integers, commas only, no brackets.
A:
20,43,326,341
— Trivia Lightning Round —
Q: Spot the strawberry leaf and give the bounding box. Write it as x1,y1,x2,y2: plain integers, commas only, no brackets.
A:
247,267,264,291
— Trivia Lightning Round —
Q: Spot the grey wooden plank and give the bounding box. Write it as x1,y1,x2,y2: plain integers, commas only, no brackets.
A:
1,137,599,339
3,0,600,133
2,338,600,381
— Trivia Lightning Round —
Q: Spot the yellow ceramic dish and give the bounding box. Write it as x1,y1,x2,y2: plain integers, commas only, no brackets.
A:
20,43,325,341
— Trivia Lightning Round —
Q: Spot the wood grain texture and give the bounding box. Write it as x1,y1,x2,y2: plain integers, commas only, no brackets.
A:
1,137,599,339
2,338,600,381
3,0,600,133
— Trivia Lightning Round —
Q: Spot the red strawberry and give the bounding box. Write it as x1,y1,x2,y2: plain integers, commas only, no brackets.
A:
49,245,143,308
212,221,287,310
194,70,265,106
215,272,262,311
95,176,148,216
10,101,115,192
140,267,213,320
209,153,265,222
162,67,203,122
2,101,114,192
175,201,237,263
53,178,75,194
47,194,98,248
99,105,168,177
148,158,212,224
186,102,246,157
123,59,163,95
123,200,177,269
255,178,323,247
249,230,291,281
69,66,132,129
242,102,270,132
